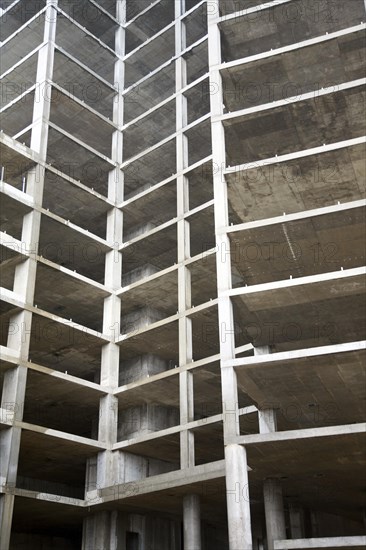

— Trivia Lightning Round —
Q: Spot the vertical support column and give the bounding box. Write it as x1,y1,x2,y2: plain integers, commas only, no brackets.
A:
175,0,195,471
225,445,252,550
0,3,58,548
207,2,252,548
94,0,125,494
83,7,125,550
263,479,286,550
255,349,287,550
183,494,201,550
175,3,200,546
288,502,305,539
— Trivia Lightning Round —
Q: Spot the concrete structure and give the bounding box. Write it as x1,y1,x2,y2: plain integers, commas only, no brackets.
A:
0,0,365,548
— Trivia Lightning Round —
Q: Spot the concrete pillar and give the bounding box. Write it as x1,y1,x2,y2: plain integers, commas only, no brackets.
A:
263,479,286,550
258,409,277,434
183,494,201,550
0,2,58,547
175,0,195,472
225,444,252,550
288,502,305,539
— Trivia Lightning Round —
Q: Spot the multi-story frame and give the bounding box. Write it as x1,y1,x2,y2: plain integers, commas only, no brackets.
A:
0,0,365,548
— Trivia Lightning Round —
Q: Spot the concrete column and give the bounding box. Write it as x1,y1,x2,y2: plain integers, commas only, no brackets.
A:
263,479,286,550
258,409,277,434
225,444,252,550
82,511,124,550
175,0,195,471
254,348,286,549
85,1,124,528
288,502,305,539
207,2,248,548
183,494,201,550
0,2,58,547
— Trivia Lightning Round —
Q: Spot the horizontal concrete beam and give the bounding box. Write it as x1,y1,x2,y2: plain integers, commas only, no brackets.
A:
17,421,107,451
224,340,366,369
0,131,42,164
1,486,85,507
225,136,366,174
226,266,366,298
236,422,366,446
95,459,226,504
274,536,366,549
0,181,34,208
217,0,292,23
223,199,366,235
219,79,365,122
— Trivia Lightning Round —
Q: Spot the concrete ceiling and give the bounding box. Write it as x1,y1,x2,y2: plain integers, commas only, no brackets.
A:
38,214,109,283
0,89,35,139
122,180,176,236
124,27,175,88
236,347,366,428
123,138,176,198
17,428,96,487
58,0,117,49
34,262,108,331
187,160,214,210
222,30,366,113
121,223,177,276
55,14,115,83
220,0,365,63
123,99,176,161
125,0,174,54
1,11,44,74
46,126,112,196
232,273,366,350
0,141,37,188
28,312,104,381
124,64,176,124
224,86,366,166
0,0,45,42
185,39,208,85
0,51,38,109
0,191,31,238
229,206,366,286
42,170,110,239
119,269,178,317
49,88,114,157
117,374,179,410
226,143,366,224
118,320,179,362
23,369,102,438
53,49,116,119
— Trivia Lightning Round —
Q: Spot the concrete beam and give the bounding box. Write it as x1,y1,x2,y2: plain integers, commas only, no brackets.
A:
236,422,366,446
274,536,366,549
96,459,225,504
225,340,366,369
225,136,366,174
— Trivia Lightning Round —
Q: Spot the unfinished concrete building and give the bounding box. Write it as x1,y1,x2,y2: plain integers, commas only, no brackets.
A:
0,0,365,548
